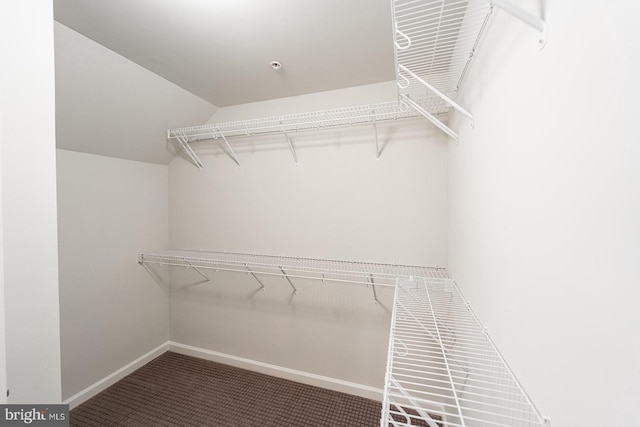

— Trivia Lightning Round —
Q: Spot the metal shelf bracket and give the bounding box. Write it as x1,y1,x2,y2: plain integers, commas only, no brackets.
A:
368,273,379,304
280,267,297,294
281,125,298,165
371,111,381,159
186,260,210,282
398,64,474,125
244,264,265,290
214,128,241,168
400,94,460,143
175,130,205,170
492,0,548,48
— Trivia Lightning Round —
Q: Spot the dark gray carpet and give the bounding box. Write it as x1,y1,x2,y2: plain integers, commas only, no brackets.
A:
70,351,385,426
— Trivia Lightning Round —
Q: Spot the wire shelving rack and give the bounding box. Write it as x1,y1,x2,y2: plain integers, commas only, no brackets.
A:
171,100,424,142
139,249,448,300
392,0,493,142
168,0,493,167
381,279,548,427
139,249,547,425
156,1,551,423
391,0,547,141
168,98,442,169
168,0,547,167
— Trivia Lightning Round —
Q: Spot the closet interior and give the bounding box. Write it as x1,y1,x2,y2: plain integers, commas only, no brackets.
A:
135,1,550,426
8,0,637,426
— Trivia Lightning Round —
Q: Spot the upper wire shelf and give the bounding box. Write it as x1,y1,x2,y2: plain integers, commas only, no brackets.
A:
167,96,447,142
392,0,547,141
168,97,446,170
170,100,426,142
169,0,547,167
392,0,494,142
394,0,493,98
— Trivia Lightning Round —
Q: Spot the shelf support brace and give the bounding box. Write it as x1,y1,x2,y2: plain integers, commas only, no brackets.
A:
400,94,459,143
398,64,473,122
368,274,379,304
371,110,381,159
244,264,265,290
280,267,297,294
174,131,205,170
215,128,241,168
492,0,547,48
186,261,210,282
281,125,298,165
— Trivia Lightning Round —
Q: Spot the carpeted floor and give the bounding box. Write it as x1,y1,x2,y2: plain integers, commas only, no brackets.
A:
70,351,385,426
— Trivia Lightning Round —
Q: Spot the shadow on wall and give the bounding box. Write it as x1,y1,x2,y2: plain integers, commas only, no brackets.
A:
143,262,393,323
141,262,171,297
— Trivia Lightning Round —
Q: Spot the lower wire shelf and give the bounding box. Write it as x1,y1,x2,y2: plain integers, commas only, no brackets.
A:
381,279,547,427
138,249,546,426
138,249,448,287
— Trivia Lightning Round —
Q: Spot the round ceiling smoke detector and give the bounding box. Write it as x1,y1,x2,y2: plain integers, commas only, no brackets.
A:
270,61,282,70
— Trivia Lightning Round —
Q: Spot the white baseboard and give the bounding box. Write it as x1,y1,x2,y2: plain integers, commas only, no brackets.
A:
63,340,383,409
168,341,383,401
63,342,169,409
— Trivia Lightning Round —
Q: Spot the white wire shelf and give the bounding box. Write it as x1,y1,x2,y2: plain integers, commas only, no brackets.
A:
167,98,445,169
392,0,494,141
394,0,493,98
170,100,428,141
138,249,448,289
381,279,548,427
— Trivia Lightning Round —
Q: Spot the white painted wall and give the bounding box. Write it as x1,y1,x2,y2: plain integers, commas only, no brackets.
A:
0,101,7,405
168,84,449,390
0,0,62,403
208,81,399,121
173,83,448,265
448,1,640,425
54,18,215,401
56,150,170,400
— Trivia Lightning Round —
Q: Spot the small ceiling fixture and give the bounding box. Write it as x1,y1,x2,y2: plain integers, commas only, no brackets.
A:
270,61,282,70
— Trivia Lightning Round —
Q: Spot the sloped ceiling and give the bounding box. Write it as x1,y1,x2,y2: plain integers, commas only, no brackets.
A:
54,22,217,164
53,0,395,107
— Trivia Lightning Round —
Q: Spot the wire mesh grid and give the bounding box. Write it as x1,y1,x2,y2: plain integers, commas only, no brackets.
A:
168,98,441,143
139,249,448,287
393,0,493,108
381,279,546,427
